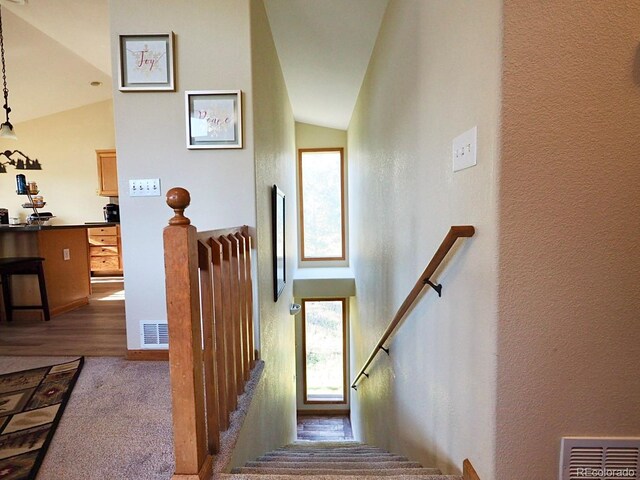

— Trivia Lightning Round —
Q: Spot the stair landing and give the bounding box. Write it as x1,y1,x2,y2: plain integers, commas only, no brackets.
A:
297,414,353,441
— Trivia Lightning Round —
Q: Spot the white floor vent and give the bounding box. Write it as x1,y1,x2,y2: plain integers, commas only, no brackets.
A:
140,321,169,349
560,437,639,480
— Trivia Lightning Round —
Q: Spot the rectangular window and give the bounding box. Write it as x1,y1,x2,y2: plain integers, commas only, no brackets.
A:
298,148,346,261
302,298,347,404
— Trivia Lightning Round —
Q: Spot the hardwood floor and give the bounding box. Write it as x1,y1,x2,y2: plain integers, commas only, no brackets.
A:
0,276,127,356
297,414,353,441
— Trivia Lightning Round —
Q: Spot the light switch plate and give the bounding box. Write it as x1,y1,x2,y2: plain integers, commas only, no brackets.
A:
129,178,161,197
453,126,477,172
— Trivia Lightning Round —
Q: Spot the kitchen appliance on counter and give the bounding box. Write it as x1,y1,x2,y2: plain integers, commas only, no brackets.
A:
103,203,119,223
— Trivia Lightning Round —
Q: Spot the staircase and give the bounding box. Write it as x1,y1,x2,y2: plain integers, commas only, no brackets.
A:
219,441,463,479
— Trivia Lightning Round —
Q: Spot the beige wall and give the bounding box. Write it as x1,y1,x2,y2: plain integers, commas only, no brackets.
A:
347,1,501,478
225,0,297,468
296,122,347,150
110,0,256,350
497,2,640,478
0,100,115,225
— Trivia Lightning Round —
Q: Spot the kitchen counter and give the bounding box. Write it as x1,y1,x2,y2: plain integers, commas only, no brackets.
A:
0,225,96,317
0,222,118,232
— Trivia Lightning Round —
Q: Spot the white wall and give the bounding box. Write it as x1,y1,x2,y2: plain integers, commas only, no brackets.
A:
109,0,256,350
0,100,115,225
227,0,297,467
348,1,501,478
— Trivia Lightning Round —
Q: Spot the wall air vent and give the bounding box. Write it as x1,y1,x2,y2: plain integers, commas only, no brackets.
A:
560,437,639,480
140,321,169,349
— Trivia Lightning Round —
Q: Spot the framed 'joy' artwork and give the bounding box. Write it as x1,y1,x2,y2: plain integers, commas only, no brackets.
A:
118,32,175,91
185,90,243,149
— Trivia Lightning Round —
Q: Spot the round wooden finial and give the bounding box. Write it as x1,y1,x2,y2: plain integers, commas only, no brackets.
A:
166,187,191,226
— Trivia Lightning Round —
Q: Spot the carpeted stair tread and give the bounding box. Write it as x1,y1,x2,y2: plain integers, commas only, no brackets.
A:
277,447,386,453
244,461,424,469
256,455,410,462
220,475,462,480
230,467,443,476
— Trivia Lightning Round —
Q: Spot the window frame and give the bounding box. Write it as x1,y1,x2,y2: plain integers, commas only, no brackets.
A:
297,147,347,263
301,297,348,405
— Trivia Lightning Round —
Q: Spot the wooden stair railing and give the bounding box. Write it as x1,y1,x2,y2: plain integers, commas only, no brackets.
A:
163,187,256,480
351,225,475,389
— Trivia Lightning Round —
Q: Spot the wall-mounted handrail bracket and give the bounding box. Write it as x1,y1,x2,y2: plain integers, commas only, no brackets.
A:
423,279,442,297
363,372,369,378
380,346,390,355
352,385,357,391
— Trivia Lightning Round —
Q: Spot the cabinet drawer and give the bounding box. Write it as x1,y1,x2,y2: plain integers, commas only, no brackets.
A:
88,226,118,236
91,256,120,271
90,246,119,256
89,235,118,246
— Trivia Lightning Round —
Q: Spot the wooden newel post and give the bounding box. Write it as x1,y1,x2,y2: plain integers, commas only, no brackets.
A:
164,187,211,479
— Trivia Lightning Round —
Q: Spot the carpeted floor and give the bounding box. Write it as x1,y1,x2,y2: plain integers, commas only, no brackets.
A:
0,356,174,480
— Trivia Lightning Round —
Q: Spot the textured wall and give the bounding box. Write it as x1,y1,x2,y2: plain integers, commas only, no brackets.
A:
0,101,115,225
228,0,297,468
348,1,501,477
109,0,256,349
498,2,640,478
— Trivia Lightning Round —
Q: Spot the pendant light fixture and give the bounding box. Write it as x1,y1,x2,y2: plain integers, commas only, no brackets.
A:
0,5,16,140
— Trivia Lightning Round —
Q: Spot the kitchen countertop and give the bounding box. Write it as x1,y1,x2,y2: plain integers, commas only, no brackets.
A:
0,222,118,232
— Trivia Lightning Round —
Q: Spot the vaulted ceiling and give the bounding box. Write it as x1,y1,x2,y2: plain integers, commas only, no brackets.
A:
1,0,387,130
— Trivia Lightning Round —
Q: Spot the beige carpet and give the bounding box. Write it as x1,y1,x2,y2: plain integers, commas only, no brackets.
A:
0,356,174,479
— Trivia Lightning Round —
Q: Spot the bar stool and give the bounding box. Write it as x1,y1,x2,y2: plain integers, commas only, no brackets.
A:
0,257,51,322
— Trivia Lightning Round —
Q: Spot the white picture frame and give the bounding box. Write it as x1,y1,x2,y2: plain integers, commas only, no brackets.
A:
185,90,243,149
118,32,175,91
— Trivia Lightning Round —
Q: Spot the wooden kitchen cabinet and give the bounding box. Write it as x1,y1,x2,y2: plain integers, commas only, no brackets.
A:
88,225,123,275
96,149,118,196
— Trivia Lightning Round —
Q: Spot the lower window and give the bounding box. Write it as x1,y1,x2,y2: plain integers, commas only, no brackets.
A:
302,298,347,404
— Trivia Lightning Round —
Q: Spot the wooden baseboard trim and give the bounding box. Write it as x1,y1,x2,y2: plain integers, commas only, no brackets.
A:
463,459,481,480
51,298,89,317
297,409,350,416
126,349,169,361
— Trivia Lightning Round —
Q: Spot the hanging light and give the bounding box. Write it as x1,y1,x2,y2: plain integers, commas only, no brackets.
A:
0,5,16,140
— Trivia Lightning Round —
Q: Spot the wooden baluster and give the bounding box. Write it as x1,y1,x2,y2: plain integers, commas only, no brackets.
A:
235,233,250,381
163,187,210,478
197,241,220,454
241,229,256,364
210,239,229,431
219,236,238,412
235,233,253,376
226,234,245,393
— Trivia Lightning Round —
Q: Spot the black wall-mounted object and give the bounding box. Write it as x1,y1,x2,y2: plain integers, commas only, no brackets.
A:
272,185,286,302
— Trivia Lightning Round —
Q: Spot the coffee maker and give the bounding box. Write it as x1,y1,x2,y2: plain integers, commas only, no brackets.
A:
103,203,120,223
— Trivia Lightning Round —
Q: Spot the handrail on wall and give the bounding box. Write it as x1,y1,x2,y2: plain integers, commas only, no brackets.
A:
351,225,475,389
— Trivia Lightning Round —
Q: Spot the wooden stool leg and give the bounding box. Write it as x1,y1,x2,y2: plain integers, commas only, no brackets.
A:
36,263,50,321
1,273,13,322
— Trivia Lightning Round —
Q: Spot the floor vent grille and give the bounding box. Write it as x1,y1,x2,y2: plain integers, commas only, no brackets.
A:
140,321,169,348
560,437,639,480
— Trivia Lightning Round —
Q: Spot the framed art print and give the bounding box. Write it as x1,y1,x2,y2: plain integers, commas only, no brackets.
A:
118,32,175,91
185,90,243,149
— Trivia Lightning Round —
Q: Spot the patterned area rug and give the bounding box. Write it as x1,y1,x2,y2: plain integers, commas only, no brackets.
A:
0,358,84,480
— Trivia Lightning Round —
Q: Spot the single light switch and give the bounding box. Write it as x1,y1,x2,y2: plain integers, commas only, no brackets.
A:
453,126,478,172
